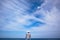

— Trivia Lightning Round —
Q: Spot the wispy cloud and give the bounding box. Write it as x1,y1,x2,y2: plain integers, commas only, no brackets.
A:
0,0,60,38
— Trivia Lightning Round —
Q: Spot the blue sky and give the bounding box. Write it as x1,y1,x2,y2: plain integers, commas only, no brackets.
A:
0,0,60,38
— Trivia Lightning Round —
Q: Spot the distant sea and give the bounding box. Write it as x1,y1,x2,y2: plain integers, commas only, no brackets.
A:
0,38,60,40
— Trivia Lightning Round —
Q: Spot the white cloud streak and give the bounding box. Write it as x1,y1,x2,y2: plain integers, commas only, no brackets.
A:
0,0,60,38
